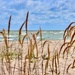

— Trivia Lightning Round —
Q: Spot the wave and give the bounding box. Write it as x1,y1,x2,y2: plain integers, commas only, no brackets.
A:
0,38,14,41
36,36,45,40
0,30,64,40
7,35,17,37
48,31,64,34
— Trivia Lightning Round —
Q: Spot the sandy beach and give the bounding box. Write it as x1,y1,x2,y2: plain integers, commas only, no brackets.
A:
0,39,75,75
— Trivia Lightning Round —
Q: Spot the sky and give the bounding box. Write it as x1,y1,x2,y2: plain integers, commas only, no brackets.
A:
0,0,75,30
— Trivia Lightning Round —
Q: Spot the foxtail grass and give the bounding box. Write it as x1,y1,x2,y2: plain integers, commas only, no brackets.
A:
0,12,75,75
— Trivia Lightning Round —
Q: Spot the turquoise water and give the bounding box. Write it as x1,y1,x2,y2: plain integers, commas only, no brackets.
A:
0,30,64,41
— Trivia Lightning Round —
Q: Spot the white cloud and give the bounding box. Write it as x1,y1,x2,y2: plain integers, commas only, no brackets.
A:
0,0,75,30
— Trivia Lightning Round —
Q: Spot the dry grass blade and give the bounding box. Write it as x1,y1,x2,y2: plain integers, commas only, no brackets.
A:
45,44,50,75
41,41,51,75
55,55,57,74
13,62,16,75
66,64,71,73
63,22,75,37
42,40,51,60
0,30,11,74
55,51,60,75
22,34,31,47
25,11,29,34
45,60,49,75
70,40,75,46
32,34,38,58
22,34,27,46
64,35,68,43
39,28,42,41
70,32,75,42
42,41,47,47
28,39,34,60
0,30,8,49
19,12,29,46
52,56,54,75
63,22,75,43
36,28,42,41
63,46,71,58
42,40,51,47
8,15,11,36
42,60,43,75
30,39,33,56
69,26,75,32
48,43,50,60
59,42,69,55
69,26,75,38
57,53,59,67
19,21,26,45
23,56,27,75
71,59,75,68
36,30,40,36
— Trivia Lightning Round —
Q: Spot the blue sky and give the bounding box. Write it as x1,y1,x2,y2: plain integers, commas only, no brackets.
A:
0,0,75,30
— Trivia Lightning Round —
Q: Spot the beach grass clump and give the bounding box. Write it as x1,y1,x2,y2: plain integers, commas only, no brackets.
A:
0,11,75,75
59,22,75,75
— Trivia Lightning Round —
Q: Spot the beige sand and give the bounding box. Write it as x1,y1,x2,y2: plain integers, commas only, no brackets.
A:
0,40,75,75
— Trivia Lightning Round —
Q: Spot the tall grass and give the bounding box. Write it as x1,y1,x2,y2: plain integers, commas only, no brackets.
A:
0,12,75,75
